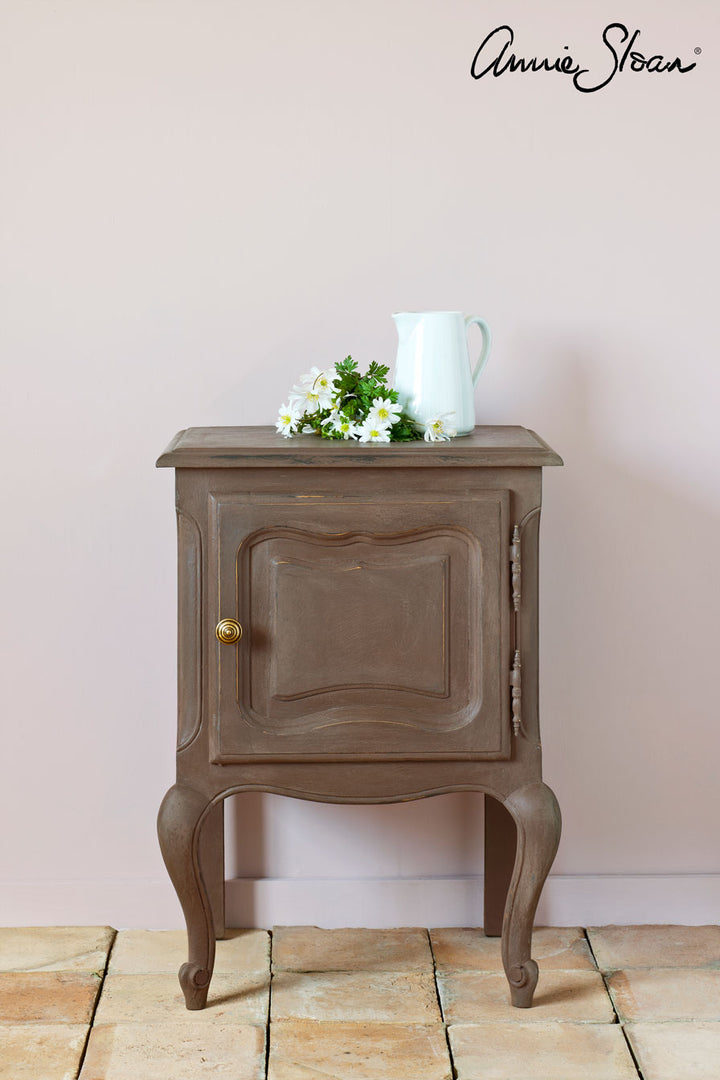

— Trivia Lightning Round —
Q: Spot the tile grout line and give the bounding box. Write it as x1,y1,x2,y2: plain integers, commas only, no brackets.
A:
427,928,457,1080
581,929,619,1024
582,928,645,1080
74,927,118,1080
265,929,273,1080
617,1026,646,1080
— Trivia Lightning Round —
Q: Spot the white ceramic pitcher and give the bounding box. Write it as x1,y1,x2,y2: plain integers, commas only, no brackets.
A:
392,311,491,435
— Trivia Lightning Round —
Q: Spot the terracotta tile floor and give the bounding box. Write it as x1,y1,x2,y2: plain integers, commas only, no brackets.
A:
1,924,719,1079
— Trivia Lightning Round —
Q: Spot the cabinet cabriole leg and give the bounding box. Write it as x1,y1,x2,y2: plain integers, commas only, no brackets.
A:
157,783,217,1009
501,782,561,1008
199,799,226,939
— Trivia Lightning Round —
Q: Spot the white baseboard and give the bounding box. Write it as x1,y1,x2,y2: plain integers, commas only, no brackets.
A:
225,874,720,929
2,875,719,929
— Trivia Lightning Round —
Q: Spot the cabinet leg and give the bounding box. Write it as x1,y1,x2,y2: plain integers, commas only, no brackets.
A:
199,800,226,939
157,784,217,1010
484,795,517,937
501,782,561,1008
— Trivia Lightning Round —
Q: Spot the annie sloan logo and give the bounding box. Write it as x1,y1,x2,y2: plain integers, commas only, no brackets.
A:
471,23,700,93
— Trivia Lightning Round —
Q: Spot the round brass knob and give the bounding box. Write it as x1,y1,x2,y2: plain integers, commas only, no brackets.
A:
215,618,242,644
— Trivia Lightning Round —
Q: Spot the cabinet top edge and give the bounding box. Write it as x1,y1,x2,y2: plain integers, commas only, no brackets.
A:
156,426,563,468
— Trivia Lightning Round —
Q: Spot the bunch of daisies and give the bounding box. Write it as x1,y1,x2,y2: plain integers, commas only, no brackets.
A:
276,356,456,443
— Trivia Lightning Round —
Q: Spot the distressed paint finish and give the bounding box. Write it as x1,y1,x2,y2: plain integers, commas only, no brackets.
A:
156,426,563,1009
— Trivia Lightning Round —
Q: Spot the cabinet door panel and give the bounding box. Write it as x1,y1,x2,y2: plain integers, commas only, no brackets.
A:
266,532,450,701
210,491,511,761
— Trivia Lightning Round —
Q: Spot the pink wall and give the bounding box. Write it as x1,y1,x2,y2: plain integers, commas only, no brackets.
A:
1,1,718,927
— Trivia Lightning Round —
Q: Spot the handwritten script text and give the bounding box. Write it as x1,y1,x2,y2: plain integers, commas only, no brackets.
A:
470,24,697,93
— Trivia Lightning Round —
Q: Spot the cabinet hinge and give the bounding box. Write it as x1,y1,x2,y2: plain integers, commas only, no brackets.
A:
510,649,522,737
510,525,521,611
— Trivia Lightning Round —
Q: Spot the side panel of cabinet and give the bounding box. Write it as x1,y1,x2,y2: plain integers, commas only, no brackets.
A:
208,488,511,762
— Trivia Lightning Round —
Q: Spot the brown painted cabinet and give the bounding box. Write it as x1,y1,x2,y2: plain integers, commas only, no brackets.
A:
157,426,562,1009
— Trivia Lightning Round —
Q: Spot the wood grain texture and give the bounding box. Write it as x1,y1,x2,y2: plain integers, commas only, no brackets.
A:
156,425,563,468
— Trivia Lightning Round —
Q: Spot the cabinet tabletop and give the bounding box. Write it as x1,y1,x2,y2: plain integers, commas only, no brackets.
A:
157,426,562,469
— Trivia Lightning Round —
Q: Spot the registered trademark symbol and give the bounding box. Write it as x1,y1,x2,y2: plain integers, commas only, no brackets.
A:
694,47,702,55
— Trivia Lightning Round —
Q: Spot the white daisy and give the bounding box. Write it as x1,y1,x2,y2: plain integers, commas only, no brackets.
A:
289,365,336,412
367,396,402,428
276,402,301,438
357,418,392,443
423,413,457,442
323,411,359,440
335,419,359,440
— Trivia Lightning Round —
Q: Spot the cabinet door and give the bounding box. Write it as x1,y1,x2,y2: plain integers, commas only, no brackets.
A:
209,489,511,762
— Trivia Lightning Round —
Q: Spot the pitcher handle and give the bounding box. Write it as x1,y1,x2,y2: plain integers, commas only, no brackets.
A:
465,316,492,386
